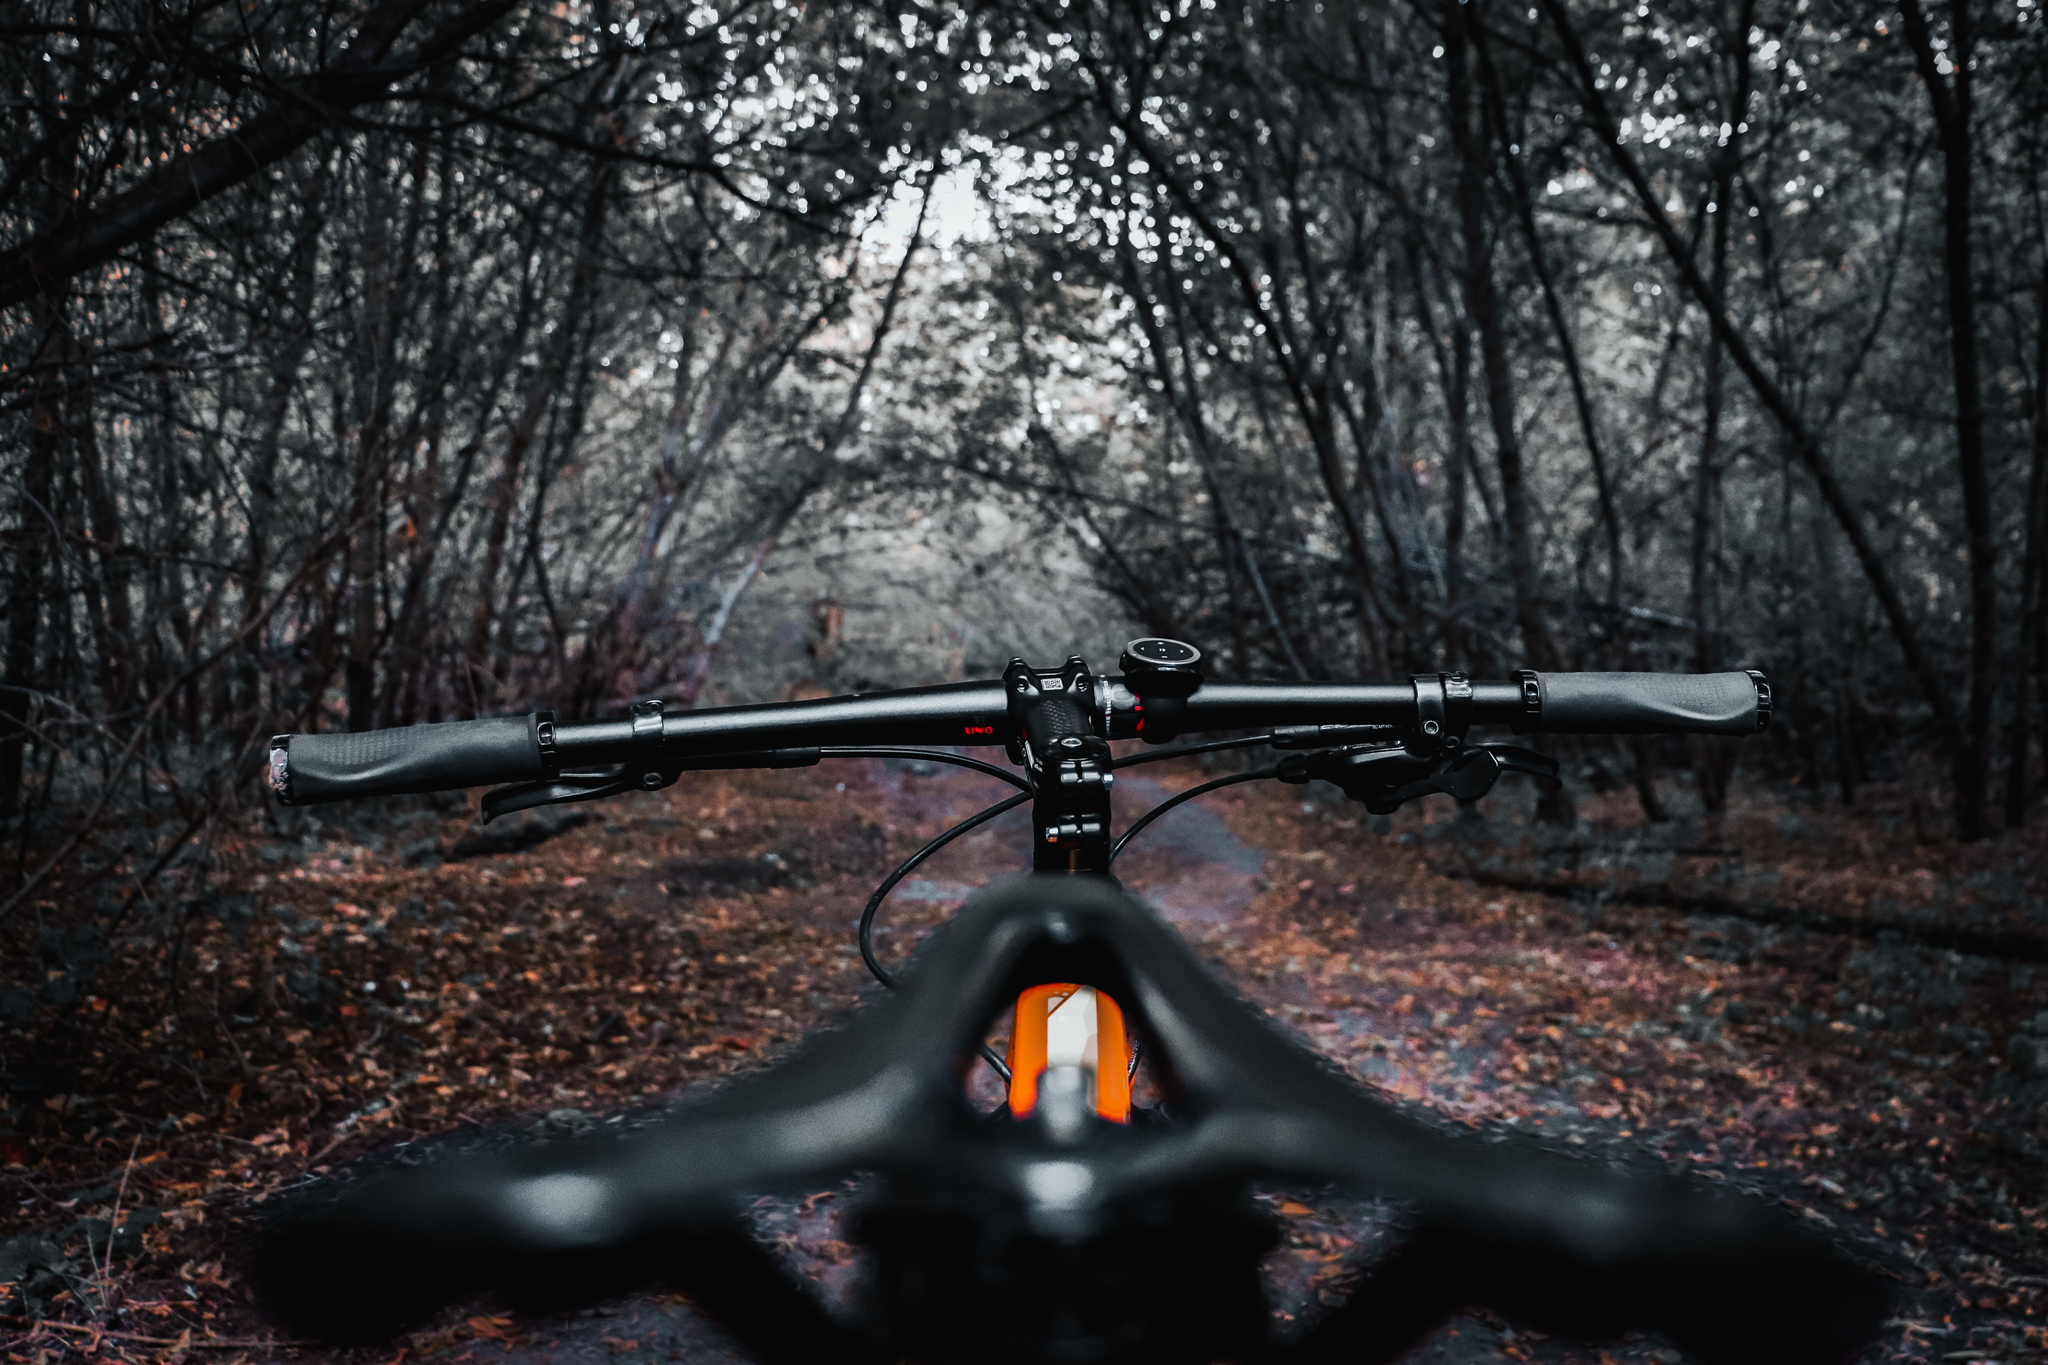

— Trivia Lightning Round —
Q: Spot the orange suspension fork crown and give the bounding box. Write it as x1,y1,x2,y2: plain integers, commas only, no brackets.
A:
1004,983,1132,1122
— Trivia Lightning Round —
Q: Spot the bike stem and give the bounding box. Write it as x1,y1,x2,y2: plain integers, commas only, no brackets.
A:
1005,655,1115,872
1002,640,1217,873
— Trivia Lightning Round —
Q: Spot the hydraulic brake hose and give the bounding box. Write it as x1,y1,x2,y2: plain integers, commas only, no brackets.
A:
1107,766,1282,864
819,746,1033,793
857,789,1034,1083
1108,733,1276,770
858,791,1033,989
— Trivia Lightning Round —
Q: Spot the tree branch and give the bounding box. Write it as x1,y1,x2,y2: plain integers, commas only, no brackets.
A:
1535,0,1956,738
0,0,518,309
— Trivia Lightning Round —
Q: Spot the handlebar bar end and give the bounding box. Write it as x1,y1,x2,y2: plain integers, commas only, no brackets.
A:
267,736,294,804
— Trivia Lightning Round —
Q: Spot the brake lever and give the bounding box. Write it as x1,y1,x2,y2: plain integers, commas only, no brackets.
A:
1277,741,1562,815
482,769,640,821
1468,742,1562,790
1276,742,1434,812
481,748,826,821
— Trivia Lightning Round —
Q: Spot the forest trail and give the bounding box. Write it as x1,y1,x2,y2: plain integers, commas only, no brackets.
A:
333,764,1554,1365
4,757,2044,1364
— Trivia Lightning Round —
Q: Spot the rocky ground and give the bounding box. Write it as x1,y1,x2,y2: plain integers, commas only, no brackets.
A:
3,750,2045,1364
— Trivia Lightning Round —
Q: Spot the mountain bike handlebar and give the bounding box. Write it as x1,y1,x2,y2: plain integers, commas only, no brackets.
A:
270,667,1770,807
256,647,1883,1365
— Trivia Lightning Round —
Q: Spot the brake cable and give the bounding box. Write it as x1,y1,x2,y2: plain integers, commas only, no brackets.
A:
819,745,1034,794
844,747,1032,997
1108,732,1276,770
1109,766,1283,864
850,734,1276,1079
858,789,1033,1082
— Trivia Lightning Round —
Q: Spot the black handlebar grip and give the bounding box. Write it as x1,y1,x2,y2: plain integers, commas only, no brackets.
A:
270,715,546,805
1532,671,1768,735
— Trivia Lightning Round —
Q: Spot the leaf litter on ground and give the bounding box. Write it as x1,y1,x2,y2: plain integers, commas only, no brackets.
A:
3,753,2044,1363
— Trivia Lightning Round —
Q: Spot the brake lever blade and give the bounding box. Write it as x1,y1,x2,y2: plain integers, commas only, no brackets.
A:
483,750,825,821
1434,746,1504,802
1363,755,1496,814
1471,742,1563,791
481,769,636,821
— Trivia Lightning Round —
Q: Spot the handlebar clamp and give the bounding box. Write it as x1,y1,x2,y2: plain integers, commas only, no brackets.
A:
534,711,561,778
629,697,667,791
1512,669,1543,734
1747,669,1773,731
1007,656,1115,872
1410,672,1473,754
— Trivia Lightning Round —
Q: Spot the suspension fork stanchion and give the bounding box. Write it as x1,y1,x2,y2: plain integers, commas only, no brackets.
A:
1005,655,1116,873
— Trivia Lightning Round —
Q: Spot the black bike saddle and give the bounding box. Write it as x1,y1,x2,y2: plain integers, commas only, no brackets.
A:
261,873,1886,1365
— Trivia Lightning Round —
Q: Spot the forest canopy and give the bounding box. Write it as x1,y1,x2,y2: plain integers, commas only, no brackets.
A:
4,0,2048,865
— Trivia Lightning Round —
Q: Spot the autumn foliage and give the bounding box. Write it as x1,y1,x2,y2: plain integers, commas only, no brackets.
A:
4,755,2045,1363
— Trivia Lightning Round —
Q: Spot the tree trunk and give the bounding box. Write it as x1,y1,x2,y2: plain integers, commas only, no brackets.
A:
1441,313,1474,669
70,351,136,715
1405,237,1475,666
468,165,614,710
1835,685,1863,807
1472,13,1622,610
381,193,544,726
1107,108,1391,674
347,161,403,732
2010,274,2048,827
499,347,597,700
1539,0,1959,760
673,537,777,706
1446,1,1556,674
240,155,332,730
1686,0,1754,816
1629,736,1667,823
1,308,65,817
1449,0,1570,823
1125,244,1312,678
1899,0,1996,839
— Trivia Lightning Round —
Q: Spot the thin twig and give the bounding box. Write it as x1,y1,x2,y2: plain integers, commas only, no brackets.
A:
19,1321,310,1347
0,540,339,923
95,1136,143,1311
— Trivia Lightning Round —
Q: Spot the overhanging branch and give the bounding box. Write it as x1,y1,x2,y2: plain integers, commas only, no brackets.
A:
0,0,518,309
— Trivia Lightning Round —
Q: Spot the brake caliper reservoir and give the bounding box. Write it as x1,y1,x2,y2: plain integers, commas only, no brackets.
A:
1005,984,1131,1123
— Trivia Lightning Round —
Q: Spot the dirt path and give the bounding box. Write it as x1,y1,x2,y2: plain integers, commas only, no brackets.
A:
6,758,2043,1364
392,770,1871,1365
415,762,1539,1365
